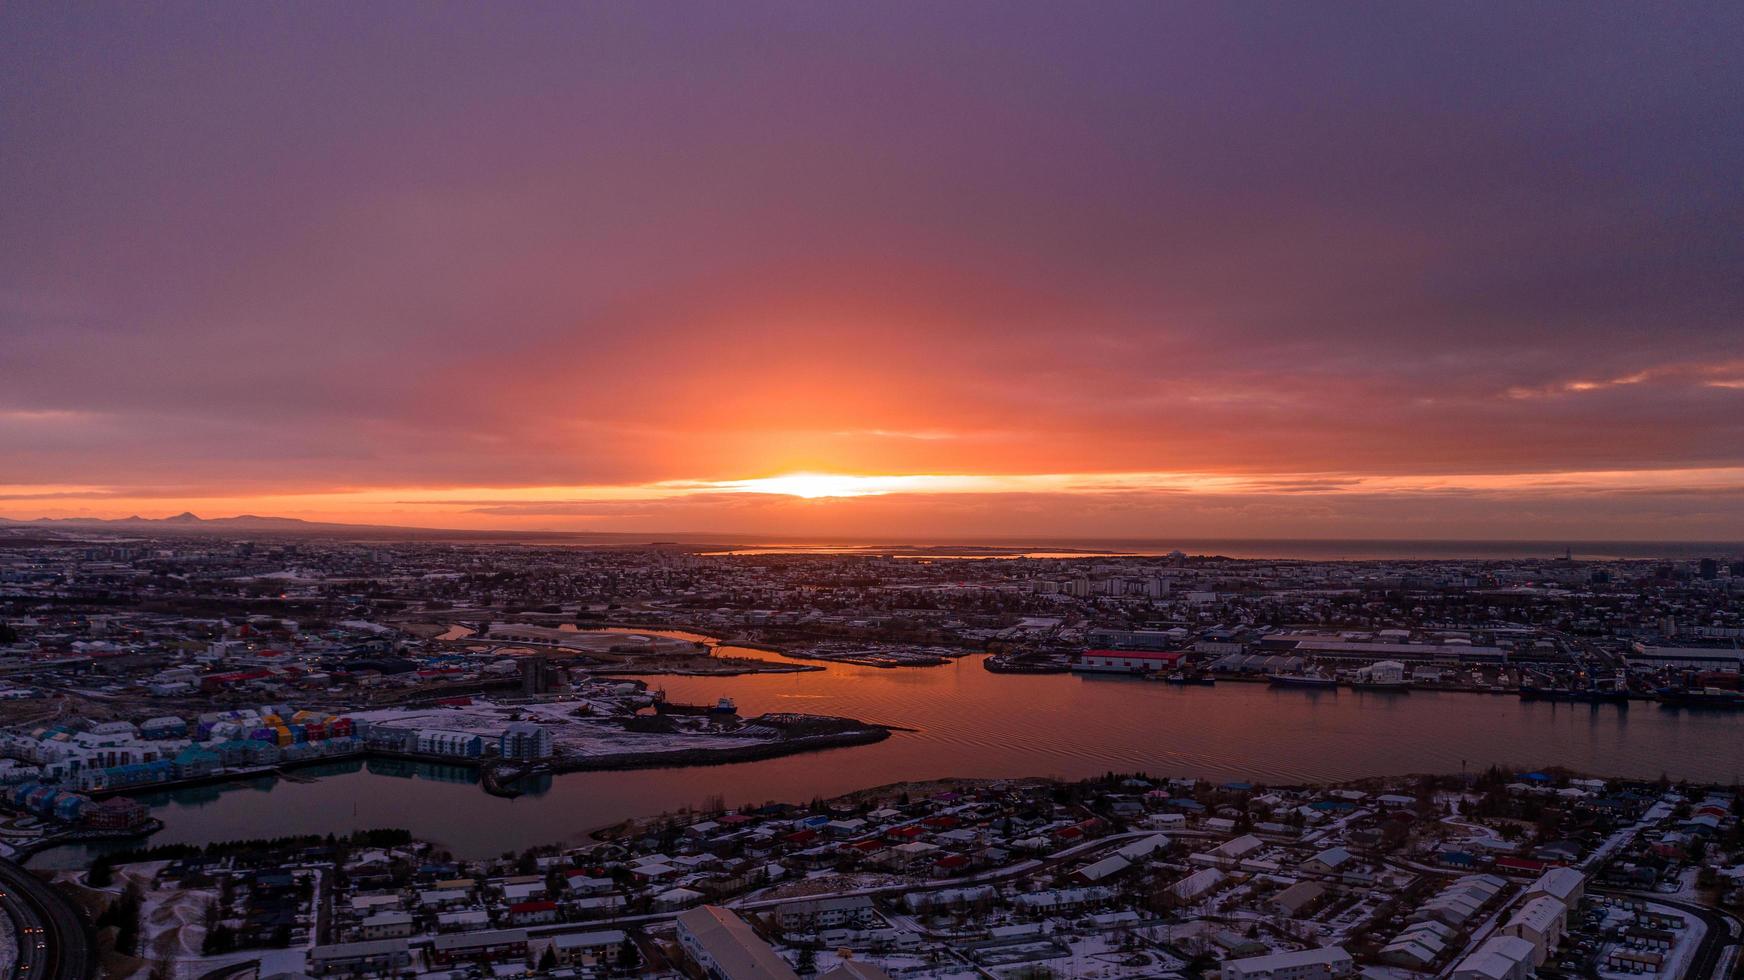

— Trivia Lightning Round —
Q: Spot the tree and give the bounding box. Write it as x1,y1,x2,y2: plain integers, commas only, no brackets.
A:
150,931,180,980
102,882,144,956
203,924,238,955
796,947,817,975
539,946,559,971
618,936,642,973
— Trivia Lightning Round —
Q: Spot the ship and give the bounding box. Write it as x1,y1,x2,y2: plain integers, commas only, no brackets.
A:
983,654,1072,674
653,693,739,716
1518,683,1587,703
1655,687,1744,709
1519,681,1631,705
1267,671,1339,689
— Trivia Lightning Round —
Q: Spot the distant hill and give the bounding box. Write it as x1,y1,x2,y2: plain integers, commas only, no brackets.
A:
0,511,727,545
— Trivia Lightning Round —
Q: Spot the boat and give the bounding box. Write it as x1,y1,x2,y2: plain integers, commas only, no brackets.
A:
983,654,1072,674
1267,672,1339,689
1520,682,1631,704
653,693,739,716
1156,671,1216,686
1518,684,1586,702
1656,687,1744,709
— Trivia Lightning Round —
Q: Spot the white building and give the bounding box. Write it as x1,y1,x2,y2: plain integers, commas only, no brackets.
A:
1524,867,1586,908
1452,935,1536,980
1074,650,1182,674
499,722,553,760
1499,895,1566,966
414,729,482,757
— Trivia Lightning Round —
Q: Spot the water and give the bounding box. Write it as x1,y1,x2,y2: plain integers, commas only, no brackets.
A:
688,538,1742,560
33,644,1744,867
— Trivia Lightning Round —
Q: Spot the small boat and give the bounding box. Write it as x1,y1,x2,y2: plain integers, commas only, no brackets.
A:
1157,671,1216,686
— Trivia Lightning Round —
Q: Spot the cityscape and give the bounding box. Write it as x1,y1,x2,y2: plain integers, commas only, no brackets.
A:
4,3,1743,980
0,528,1741,979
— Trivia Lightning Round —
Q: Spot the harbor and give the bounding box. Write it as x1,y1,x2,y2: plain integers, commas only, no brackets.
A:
31,650,1744,867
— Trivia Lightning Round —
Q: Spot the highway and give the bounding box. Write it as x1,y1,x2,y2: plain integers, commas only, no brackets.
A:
0,858,94,980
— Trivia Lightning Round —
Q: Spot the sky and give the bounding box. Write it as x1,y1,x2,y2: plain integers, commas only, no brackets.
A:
2,3,1742,541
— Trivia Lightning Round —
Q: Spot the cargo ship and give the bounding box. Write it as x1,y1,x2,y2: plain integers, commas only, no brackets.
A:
653,694,739,716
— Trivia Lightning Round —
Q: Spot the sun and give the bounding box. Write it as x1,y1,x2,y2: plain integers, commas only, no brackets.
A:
725,473,892,498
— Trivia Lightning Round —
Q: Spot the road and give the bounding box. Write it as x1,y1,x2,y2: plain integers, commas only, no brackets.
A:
0,858,94,980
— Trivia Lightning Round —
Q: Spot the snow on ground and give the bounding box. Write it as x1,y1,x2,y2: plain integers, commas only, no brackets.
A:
806,948,973,978
0,899,16,979
56,860,220,979
983,930,1187,979
124,862,219,970
182,945,310,979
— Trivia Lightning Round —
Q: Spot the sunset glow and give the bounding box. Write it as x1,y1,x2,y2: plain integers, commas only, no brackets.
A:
1,4,1740,540
694,474,939,499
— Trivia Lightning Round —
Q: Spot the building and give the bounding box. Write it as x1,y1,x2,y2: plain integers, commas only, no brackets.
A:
1524,867,1586,908
1628,645,1744,671
1452,936,1536,980
1606,948,1665,974
774,895,877,933
1499,895,1567,965
509,900,560,925
429,928,529,966
1275,637,1506,665
414,729,483,758
1300,847,1363,881
676,905,800,980
1270,881,1326,918
549,929,627,968
499,722,554,760
83,796,149,831
1222,945,1352,980
1085,629,1179,651
1412,874,1506,928
356,911,413,939
308,939,411,976
1074,650,1187,674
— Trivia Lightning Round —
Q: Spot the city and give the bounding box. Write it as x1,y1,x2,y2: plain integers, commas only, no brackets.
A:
0,526,1741,978
4,2,1742,978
